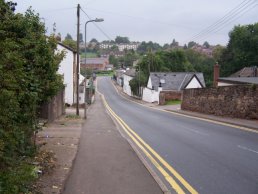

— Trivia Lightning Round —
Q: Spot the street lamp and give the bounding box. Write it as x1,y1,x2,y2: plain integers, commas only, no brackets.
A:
84,18,104,119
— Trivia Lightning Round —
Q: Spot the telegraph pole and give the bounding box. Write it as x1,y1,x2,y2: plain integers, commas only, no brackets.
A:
76,4,80,115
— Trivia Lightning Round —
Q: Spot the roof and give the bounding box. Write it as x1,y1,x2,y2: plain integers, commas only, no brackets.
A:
230,67,258,77
149,72,205,91
58,42,77,53
81,58,108,65
218,77,258,85
124,69,136,77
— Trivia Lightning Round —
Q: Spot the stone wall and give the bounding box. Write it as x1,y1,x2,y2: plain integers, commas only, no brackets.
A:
159,91,182,105
181,85,258,119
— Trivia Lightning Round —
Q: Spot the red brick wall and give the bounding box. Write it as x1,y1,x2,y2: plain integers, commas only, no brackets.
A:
159,91,182,105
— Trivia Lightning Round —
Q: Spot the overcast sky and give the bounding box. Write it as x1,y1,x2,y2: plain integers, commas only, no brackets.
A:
16,0,258,46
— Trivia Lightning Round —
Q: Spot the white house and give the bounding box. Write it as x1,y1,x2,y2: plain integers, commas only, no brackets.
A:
142,72,205,103
57,42,85,105
123,69,136,96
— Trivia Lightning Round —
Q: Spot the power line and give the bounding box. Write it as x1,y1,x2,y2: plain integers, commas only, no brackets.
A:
40,7,76,14
185,0,257,43
83,6,198,31
80,7,112,41
197,4,258,43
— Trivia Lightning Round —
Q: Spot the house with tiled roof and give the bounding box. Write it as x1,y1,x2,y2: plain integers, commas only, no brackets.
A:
142,72,205,103
217,66,258,86
80,57,109,71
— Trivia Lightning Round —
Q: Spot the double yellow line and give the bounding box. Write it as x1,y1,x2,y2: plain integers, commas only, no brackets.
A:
99,93,198,194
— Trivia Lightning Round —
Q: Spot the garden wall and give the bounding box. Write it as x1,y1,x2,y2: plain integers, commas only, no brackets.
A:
159,91,182,105
181,85,258,119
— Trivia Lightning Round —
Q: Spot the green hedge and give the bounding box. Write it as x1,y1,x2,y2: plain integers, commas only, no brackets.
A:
0,2,64,193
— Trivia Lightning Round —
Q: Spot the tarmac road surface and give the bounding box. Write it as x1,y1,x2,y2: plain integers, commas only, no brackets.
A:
98,77,258,194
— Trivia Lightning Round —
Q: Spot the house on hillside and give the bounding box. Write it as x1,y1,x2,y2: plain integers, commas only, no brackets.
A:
142,72,205,103
57,42,85,105
123,69,136,96
80,58,109,71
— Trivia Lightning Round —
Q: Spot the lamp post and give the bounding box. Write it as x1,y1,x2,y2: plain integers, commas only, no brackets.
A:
84,18,104,119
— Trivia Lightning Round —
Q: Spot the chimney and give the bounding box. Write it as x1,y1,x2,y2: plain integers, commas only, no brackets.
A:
213,62,220,87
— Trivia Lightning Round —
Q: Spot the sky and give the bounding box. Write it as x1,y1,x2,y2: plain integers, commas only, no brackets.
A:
15,0,258,46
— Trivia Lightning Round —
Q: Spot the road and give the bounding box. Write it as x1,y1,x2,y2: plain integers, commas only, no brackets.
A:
97,77,258,194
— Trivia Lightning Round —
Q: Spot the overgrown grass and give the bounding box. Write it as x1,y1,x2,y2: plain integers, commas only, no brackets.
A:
165,100,181,105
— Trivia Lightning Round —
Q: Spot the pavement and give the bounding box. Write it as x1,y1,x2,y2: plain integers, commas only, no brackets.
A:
36,108,84,194
113,82,258,131
62,94,164,194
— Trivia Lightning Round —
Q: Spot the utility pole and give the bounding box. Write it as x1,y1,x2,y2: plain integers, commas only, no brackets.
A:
76,4,80,116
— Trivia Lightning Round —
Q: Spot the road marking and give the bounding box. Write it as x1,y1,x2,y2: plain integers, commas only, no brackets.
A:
238,145,258,155
184,127,209,136
98,90,198,194
110,80,258,134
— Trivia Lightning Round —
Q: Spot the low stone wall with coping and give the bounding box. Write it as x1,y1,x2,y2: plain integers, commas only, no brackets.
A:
181,85,258,119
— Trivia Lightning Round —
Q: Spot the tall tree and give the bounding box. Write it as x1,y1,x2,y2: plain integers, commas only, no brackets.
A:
79,33,83,43
170,38,179,47
65,33,73,40
220,23,258,76
187,41,197,48
203,41,210,48
115,36,130,44
90,38,98,43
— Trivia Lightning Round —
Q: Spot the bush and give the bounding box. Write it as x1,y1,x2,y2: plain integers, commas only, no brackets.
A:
0,2,64,192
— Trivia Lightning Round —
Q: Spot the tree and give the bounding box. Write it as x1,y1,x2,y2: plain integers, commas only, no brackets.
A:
213,45,225,61
170,38,179,47
163,43,170,50
65,33,73,40
90,38,98,43
137,41,162,54
109,55,118,68
203,41,210,48
129,72,148,96
79,33,83,43
115,36,130,44
220,23,258,76
187,41,197,48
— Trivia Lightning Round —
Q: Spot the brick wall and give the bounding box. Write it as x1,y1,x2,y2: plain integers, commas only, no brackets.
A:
159,91,182,105
181,85,258,119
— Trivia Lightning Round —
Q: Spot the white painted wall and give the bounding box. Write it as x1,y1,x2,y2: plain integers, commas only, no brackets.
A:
142,87,162,103
185,77,202,89
123,74,133,96
79,75,85,104
57,44,74,105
